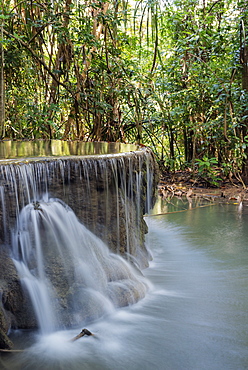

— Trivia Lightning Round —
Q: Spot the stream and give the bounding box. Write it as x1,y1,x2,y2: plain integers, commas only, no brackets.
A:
1,198,248,370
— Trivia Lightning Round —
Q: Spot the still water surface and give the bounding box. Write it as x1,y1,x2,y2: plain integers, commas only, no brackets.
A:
2,198,248,370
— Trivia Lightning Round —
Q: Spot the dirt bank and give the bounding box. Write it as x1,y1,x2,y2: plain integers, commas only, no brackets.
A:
159,170,248,204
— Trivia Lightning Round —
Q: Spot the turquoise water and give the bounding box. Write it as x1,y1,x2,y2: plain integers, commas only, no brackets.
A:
144,198,248,369
2,198,248,370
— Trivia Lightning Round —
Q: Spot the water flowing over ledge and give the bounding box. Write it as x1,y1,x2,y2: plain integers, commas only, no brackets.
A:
0,141,159,348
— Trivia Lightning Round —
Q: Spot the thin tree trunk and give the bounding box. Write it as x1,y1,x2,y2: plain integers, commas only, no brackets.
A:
240,20,248,180
0,20,5,138
63,1,110,140
241,20,248,91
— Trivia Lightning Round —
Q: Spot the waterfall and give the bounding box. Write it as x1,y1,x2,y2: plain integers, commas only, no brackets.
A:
0,142,158,338
0,151,156,266
11,197,148,334
0,186,6,242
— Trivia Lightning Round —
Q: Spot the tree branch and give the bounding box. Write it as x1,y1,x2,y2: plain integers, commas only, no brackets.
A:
3,28,74,96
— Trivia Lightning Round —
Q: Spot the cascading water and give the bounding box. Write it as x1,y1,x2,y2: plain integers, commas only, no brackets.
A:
0,141,158,345
11,197,148,334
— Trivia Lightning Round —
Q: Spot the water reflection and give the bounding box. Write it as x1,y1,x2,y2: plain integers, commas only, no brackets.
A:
0,140,140,160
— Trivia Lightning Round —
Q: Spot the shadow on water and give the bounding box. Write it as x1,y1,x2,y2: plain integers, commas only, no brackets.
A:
2,197,248,370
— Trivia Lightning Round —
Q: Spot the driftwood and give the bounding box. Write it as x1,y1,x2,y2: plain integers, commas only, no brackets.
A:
0,328,95,354
0,349,24,353
70,328,94,342
0,333,95,353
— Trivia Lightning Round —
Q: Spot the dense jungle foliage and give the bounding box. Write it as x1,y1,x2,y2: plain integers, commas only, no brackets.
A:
0,0,248,184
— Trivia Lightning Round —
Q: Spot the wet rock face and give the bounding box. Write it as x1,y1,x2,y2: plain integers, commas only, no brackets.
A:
0,250,37,348
0,147,159,346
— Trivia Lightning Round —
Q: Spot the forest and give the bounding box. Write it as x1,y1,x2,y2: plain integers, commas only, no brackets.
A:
1,0,248,185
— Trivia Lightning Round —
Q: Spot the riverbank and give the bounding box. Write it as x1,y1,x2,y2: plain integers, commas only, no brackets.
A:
159,170,248,204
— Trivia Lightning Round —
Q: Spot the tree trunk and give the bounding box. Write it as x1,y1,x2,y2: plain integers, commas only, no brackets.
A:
240,20,248,181
63,1,110,140
0,21,5,139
